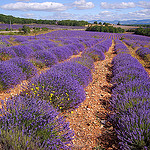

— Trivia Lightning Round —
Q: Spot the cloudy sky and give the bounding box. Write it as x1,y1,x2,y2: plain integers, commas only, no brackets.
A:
0,0,150,21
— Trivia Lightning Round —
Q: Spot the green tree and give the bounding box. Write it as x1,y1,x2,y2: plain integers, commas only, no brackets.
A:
33,27,40,39
117,21,120,25
99,22,102,25
22,25,30,34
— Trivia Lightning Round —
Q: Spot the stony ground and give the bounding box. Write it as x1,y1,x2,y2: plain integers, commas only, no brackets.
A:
61,41,119,149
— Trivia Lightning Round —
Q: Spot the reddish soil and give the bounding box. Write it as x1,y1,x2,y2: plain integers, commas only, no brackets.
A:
61,41,119,149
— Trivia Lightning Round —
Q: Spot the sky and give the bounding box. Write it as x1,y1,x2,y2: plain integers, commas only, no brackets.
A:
0,0,150,21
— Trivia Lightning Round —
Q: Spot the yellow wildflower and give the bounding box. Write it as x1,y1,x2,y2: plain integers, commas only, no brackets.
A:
35,87,39,90
50,93,54,97
66,93,69,96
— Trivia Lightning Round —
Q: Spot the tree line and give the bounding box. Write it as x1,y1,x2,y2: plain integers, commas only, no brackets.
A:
0,14,88,26
134,28,150,36
86,25,125,33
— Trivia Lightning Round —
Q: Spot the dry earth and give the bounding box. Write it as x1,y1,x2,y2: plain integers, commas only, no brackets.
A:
61,41,118,149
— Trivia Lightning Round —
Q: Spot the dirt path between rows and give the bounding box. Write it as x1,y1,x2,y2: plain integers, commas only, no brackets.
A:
61,40,119,149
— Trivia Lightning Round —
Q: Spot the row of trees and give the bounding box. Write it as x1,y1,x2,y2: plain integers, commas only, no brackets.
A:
134,28,150,36
57,20,88,26
0,14,88,26
86,25,125,33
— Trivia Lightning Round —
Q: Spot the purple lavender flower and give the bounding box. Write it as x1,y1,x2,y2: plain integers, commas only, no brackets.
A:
50,61,92,87
0,95,74,149
22,69,86,111
8,57,37,79
11,45,34,59
0,61,26,91
0,47,17,61
82,47,105,61
34,50,58,67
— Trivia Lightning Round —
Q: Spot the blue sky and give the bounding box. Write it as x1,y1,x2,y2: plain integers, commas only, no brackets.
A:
0,0,150,21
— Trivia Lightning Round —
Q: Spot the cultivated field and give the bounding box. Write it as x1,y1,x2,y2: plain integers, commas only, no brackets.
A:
0,29,150,149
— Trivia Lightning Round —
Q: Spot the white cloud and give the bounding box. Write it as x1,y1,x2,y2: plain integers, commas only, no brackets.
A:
1,2,67,11
45,12,78,20
73,0,94,9
78,9,150,21
21,13,35,18
128,9,150,18
38,8,150,21
138,1,150,9
100,2,136,9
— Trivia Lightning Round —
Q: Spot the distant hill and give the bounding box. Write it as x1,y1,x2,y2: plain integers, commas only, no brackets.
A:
89,19,150,25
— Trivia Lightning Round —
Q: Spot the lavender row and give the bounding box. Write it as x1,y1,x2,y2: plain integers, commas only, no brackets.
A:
114,39,129,54
0,94,74,149
110,47,150,149
0,23,86,30
81,39,112,61
136,47,150,64
0,58,37,91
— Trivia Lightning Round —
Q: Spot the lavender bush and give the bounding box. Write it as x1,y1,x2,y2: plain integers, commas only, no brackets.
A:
136,47,150,67
70,55,94,71
8,57,37,79
0,95,74,149
21,69,86,111
0,61,26,91
110,52,150,149
49,46,73,61
50,61,92,87
34,50,58,67
82,47,105,61
0,47,17,61
11,45,34,59
27,43,45,52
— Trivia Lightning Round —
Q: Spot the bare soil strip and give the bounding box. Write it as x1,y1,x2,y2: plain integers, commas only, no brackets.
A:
61,41,118,149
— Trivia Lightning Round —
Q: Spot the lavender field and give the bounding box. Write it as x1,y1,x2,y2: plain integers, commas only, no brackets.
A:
0,30,150,149
0,23,86,31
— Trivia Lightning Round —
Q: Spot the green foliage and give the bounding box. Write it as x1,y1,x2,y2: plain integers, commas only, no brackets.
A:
57,20,89,26
134,27,150,36
86,25,125,33
94,21,97,24
41,27,49,31
30,59,46,69
22,25,30,34
126,29,136,32
0,14,89,26
117,21,121,25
